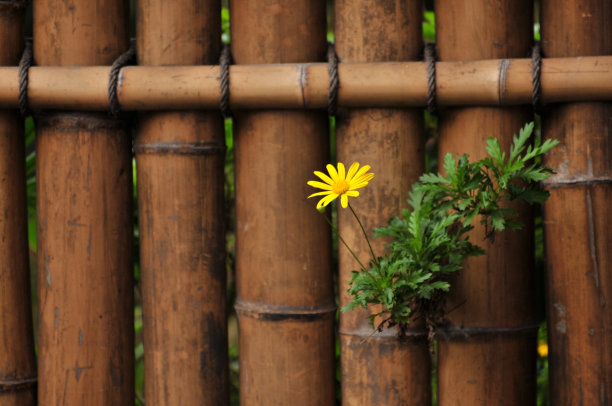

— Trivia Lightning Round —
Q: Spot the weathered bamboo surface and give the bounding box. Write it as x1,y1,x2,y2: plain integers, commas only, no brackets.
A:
34,0,134,404
232,1,335,405
335,0,430,405
541,1,612,405
0,2,36,405
135,0,229,404
436,0,537,404
0,56,610,110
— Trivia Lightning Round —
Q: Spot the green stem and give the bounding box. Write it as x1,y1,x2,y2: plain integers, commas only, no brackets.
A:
321,211,367,271
348,202,378,265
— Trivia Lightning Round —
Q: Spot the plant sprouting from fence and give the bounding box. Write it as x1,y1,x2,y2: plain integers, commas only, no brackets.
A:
323,123,558,336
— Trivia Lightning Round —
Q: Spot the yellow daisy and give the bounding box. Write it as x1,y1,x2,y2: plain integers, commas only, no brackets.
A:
307,162,374,209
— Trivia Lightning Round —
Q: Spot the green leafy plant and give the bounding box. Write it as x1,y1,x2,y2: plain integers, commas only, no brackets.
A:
341,123,558,334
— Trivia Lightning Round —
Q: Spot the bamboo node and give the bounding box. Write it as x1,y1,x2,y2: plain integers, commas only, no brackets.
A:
0,376,37,393
540,176,612,189
436,323,540,341
497,59,511,105
134,142,226,157
108,39,137,117
235,299,337,322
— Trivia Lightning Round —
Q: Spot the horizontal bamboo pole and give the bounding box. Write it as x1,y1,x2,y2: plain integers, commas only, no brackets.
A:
0,56,610,110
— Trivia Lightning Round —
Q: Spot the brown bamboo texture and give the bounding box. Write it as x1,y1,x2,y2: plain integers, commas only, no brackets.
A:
436,1,537,405
334,1,430,405
0,56,612,110
135,1,228,404
0,2,36,405
34,1,134,404
541,1,612,404
232,1,335,404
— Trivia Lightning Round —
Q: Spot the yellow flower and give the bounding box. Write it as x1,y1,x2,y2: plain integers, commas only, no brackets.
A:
537,342,548,358
307,162,374,209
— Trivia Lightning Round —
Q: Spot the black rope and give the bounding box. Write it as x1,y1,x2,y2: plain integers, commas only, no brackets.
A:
18,38,33,117
327,42,339,116
219,44,233,118
108,39,137,117
424,42,438,115
531,41,542,113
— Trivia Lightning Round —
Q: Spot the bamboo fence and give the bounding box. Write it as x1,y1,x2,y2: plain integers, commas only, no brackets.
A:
0,2,36,405
0,0,609,405
135,0,228,404
335,1,430,405
435,1,538,404
231,1,336,404
0,56,611,110
33,0,134,404
541,1,612,405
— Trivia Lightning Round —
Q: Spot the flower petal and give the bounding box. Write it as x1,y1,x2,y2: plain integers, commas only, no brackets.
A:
345,162,360,182
348,180,371,190
351,172,374,185
317,193,339,208
326,164,339,182
307,180,333,190
345,190,359,197
340,194,348,208
313,170,334,185
352,165,371,181
308,190,332,198
337,162,346,181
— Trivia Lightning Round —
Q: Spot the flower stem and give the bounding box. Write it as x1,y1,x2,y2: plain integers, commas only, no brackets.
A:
321,210,367,271
348,202,378,265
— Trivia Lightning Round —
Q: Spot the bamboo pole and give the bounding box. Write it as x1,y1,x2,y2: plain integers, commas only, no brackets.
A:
0,56,611,110
0,2,36,405
541,2,612,404
436,1,538,405
334,1,430,405
34,1,134,404
232,1,335,404
135,1,228,404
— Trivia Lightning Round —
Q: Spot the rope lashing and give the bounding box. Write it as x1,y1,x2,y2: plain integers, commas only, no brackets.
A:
18,38,33,117
327,42,339,116
531,41,543,113
424,42,438,115
219,44,233,118
108,39,137,117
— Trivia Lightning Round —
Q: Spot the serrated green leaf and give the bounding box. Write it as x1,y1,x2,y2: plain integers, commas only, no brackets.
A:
442,153,457,179
485,137,503,163
491,213,506,231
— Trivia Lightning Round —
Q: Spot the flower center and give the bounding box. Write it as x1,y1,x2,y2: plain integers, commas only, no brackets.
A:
333,180,350,195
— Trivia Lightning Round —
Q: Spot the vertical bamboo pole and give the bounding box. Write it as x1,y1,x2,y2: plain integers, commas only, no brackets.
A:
435,1,537,405
540,2,612,404
0,2,36,405
136,1,228,404
334,1,430,405
231,1,335,404
33,1,133,405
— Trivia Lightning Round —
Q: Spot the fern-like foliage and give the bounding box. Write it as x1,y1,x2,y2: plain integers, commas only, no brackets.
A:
342,123,558,331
